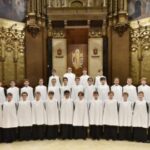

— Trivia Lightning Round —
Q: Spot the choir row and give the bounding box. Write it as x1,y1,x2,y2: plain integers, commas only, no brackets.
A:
0,90,150,143
1,75,150,103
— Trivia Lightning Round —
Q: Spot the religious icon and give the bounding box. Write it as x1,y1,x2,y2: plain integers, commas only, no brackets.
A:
93,48,98,55
72,49,83,70
57,48,62,56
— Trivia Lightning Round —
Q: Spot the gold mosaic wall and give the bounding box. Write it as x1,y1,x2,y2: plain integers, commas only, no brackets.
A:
130,18,150,84
0,19,25,85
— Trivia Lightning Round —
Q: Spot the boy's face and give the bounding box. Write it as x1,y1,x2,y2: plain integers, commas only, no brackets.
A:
75,79,80,85
10,81,15,87
88,79,93,85
93,94,99,100
63,79,68,85
138,93,144,101
141,80,146,85
127,79,132,85
101,80,106,85
35,93,41,100
22,94,27,101
39,79,44,85
64,93,70,99
24,81,29,86
123,95,128,101
114,78,119,85
83,70,87,75
108,93,114,99
7,95,13,102
48,94,54,99
68,68,72,73
78,94,84,100
51,79,56,85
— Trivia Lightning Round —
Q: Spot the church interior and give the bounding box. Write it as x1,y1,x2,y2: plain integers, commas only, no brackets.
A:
0,0,149,86
0,0,150,149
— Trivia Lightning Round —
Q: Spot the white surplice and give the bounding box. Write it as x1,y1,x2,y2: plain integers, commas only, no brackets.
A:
103,99,119,126
0,87,6,103
73,99,89,127
71,84,84,101
97,84,110,101
35,85,47,101
138,85,150,103
31,100,47,125
89,98,104,126
63,72,75,87
7,87,19,102
48,75,61,87
119,101,132,127
2,101,18,128
60,98,73,125
111,85,123,102
21,86,34,101
132,100,148,128
123,85,137,102
17,100,32,127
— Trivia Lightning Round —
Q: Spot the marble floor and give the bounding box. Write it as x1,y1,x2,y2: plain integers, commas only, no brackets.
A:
0,140,150,150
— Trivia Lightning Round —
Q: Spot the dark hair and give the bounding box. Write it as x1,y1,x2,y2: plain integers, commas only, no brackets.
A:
138,91,144,95
93,91,99,95
48,91,54,95
21,92,28,96
122,92,129,97
100,77,106,81
7,93,13,97
87,77,93,81
64,90,70,95
63,77,68,81
78,91,84,96
108,91,114,95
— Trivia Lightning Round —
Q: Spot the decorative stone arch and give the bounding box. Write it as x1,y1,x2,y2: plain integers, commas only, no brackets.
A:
69,0,87,7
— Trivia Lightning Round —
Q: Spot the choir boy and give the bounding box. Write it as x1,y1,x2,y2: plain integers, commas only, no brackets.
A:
45,91,59,139
2,93,18,143
60,90,74,139
48,78,61,103
48,69,61,87
95,69,107,88
103,91,118,140
21,79,34,101
63,67,75,87
111,78,123,102
132,91,148,142
123,78,137,102
0,81,6,103
138,77,150,103
60,77,71,99
32,92,47,140
80,68,89,88
97,77,110,101
7,80,19,102
85,77,96,103
89,91,103,139
118,92,132,141
71,77,84,101
35,78,47,101
73,92,89,139
17,92,32,141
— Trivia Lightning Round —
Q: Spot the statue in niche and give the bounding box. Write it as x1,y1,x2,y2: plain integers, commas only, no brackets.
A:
72,49,83,70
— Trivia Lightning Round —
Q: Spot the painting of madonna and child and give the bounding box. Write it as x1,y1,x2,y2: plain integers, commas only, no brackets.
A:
0,0,26,22
128,0,150,20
